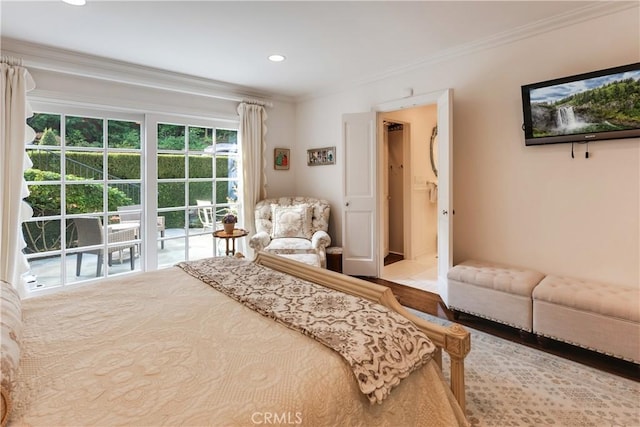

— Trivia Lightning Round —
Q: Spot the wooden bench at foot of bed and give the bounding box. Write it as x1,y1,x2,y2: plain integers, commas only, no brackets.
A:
254,251,471,411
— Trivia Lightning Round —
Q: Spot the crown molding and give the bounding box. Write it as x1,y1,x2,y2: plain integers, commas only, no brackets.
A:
298,1,638,102
28,90,240,123
2,37,293,105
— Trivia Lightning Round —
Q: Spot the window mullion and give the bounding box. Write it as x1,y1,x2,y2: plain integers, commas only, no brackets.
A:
60,114,68,283
143,114,158,271
185,126,190,261
102,117,110,277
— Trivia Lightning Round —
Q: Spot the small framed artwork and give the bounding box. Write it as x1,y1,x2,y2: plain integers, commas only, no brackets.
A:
307,146,336,166
274,148,290,170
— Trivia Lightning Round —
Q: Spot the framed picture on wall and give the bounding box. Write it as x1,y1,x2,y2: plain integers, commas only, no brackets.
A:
307,146,336,166
274,148,290,170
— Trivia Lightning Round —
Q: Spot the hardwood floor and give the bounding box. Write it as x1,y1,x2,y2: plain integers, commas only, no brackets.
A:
361,276,639,382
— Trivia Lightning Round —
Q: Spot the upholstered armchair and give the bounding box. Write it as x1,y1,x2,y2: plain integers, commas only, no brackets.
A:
249,197,331,268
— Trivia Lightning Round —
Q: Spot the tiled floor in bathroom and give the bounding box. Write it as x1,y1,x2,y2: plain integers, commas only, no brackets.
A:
380,252,439,294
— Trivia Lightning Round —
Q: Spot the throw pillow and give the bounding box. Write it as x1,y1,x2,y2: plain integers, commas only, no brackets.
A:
271,204,313,239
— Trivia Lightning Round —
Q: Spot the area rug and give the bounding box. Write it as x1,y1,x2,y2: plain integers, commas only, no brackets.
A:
409,310,640,427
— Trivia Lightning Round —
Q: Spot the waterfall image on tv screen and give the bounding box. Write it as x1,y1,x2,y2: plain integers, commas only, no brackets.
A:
529,70,640,138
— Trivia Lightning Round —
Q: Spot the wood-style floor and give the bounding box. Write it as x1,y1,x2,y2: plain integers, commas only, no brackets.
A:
362,259,639,382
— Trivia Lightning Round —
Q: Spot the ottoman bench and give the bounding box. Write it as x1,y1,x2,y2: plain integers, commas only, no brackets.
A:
533,276,640,363
447,260,545,332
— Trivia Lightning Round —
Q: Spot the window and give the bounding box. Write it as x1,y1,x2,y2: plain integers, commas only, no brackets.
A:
23,107,241,292
155,121,240,267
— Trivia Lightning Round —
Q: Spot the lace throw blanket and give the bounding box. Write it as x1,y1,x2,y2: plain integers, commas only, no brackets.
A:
176,257,435,404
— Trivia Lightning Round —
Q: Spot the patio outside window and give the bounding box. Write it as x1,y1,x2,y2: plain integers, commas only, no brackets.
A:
23,107,241,293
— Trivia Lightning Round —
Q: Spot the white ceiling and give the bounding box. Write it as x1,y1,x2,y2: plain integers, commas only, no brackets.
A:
0,1,627,100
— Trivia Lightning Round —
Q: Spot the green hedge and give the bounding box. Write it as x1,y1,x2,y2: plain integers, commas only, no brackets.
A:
28,151,228,181
29,151,142,180
23,169,133,254
24,152,236,250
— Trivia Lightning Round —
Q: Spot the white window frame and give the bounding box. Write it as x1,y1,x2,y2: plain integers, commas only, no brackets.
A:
144,114,241,270
24,103,240,294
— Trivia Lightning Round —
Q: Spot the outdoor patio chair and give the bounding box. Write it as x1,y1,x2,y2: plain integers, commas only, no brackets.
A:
116,204,166,249
197,200,216,231
73,217,136,277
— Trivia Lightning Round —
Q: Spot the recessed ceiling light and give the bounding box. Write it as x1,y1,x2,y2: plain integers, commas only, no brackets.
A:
268,54,286,63
62,0,86,5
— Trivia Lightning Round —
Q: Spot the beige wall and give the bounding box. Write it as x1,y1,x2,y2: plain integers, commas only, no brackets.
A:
294,8,639,287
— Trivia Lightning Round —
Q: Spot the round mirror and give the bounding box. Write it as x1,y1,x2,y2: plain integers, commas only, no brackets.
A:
429,125,438,178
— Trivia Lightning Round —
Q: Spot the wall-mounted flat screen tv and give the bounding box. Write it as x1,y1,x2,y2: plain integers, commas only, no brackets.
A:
521,62,640,146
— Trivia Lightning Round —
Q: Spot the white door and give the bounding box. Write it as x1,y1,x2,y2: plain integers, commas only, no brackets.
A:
342,112,378,277
436,89,453,304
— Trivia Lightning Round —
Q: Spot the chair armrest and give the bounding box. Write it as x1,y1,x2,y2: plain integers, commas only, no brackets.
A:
311,230,331,250
311,231,331,269
108,228,136,242
107,228,136,252
249,231,271,252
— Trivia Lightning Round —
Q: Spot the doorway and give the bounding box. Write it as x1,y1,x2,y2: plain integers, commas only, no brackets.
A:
342,88,452,301
379,106,439,294
383,121,406,260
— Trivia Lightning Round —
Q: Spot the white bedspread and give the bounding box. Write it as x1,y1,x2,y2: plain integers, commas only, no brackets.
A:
10,264,467,426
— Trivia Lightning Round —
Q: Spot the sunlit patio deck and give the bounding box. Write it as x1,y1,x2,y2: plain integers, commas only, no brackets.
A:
25,227,248,291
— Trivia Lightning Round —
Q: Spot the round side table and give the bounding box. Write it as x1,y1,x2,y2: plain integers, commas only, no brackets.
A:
213,228,249,256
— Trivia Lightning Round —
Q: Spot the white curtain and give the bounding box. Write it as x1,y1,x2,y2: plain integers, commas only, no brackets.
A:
237,102,267,258
1,57,35,296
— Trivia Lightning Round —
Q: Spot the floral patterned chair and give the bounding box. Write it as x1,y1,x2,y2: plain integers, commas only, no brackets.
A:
249,197,331,268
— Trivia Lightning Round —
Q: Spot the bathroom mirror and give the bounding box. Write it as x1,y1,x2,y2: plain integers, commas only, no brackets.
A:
429,125,438,178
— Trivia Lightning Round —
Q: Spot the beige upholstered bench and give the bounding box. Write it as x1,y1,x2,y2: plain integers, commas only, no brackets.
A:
533,276,640,363
447,260,545,332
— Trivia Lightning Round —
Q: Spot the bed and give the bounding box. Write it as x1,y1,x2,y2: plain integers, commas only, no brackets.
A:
2,252,470,426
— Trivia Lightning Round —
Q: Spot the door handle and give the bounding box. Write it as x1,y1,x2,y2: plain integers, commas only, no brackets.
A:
442,210,448,215
345,202,350,207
